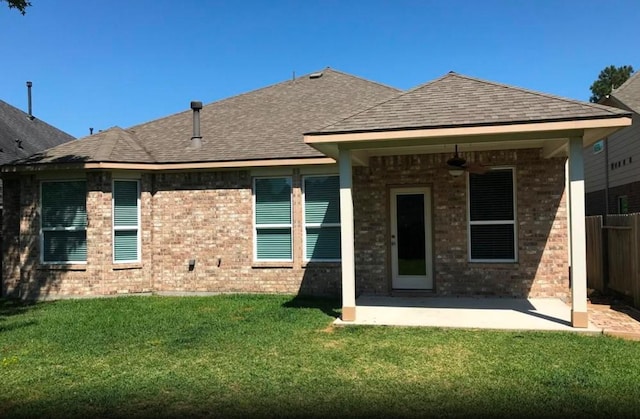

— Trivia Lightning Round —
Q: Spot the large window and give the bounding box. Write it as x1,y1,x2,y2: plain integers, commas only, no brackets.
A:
254,177,292,261
303,175,341,261
468,168,516,262
113,180,140,263
41,180,87,263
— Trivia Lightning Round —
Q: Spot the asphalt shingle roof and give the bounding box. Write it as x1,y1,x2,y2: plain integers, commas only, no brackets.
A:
11,70,631,167
312,72,631,134
610,71,640,114
15,69,399,165
0,100,74,165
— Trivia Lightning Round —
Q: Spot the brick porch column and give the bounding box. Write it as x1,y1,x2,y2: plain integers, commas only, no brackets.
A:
568,136,588,328
339,148,356,321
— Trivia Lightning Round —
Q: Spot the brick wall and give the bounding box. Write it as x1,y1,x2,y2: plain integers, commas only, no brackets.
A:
353,149,569,299
2,172,155,298
2,148,569,300
2,170,340,298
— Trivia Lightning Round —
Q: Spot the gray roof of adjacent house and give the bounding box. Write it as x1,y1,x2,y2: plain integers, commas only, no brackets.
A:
0,99,74,165
310,72,631,134
610,71,640,114
13,69,400,166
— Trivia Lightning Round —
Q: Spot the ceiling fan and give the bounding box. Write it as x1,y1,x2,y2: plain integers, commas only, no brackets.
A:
446,145,488,176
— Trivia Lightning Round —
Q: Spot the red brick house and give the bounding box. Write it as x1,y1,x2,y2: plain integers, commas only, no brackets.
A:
1,69,631,328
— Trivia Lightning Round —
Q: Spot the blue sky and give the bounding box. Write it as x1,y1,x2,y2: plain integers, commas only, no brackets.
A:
1,0,638,138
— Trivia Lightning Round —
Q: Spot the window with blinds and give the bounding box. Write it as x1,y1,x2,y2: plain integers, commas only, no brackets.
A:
468,168,517,262
254,177,292,261
113,180,140,263
41,180,87,263
303,175,341,261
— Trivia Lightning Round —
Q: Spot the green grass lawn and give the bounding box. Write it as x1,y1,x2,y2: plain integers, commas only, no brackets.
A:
1,295,640,418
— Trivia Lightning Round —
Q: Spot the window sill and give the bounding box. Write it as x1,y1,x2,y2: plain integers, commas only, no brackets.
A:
37,264,87,271
252,261,294,269
112,263,143,271
302,261,342,268
468,260,519,265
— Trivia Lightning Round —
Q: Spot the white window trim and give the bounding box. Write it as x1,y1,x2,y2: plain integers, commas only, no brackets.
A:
302,174,341,262
467,166,518,263
253,176,293,262
112,179,141,264
39,179,87,265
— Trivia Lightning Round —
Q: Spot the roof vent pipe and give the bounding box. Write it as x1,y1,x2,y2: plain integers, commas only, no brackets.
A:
26,81,34,120
190,101,203,148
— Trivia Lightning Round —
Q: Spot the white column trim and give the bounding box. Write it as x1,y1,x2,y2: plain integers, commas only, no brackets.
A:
568,136,588,327
339,149,356,320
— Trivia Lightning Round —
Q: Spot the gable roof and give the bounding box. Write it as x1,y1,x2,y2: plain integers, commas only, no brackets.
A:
310,72,631,135
0,99,74,165
13,69,400,166
610,71,640,113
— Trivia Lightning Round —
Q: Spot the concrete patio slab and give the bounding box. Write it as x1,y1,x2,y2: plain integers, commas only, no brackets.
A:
334,296,602,333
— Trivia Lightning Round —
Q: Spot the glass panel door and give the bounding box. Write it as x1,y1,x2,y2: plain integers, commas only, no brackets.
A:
391,188,433,290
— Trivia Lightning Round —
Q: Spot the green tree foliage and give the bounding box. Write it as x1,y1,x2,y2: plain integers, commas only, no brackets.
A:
2,0,31,15
590,65,635,102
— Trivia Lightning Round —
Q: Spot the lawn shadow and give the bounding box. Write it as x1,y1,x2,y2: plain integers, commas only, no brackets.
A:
0,299,41,332
0,298,39,317
282,296,341,318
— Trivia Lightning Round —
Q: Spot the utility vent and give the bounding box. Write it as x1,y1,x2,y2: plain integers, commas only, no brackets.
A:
309,72,323,79
26,81,34,120
190,101,203,149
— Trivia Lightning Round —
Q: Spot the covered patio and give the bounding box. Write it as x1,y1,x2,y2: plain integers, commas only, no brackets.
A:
334,296,601,332
305,72,632,329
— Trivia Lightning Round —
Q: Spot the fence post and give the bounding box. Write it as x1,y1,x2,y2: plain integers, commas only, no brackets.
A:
633,215,640,309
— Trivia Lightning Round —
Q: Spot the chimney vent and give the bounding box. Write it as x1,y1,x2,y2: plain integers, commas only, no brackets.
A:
190,101,203,148
26,81,34,120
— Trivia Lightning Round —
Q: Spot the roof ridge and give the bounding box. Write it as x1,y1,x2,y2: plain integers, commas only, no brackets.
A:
312,73,472,133
612,71,640,95
447,72,625,117
122,127,157,162
129,68,403,133
128,68,379,132
90,126,157,162
94,128,122,160
322,67,401,92
0,99,74,139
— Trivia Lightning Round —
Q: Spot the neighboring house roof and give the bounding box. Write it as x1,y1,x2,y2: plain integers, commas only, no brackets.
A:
13,69,400,166
609,71,640,114
0,99,74,165
310,72,631,134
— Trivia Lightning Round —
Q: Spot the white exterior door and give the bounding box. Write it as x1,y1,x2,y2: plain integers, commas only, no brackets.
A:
390,187,433,290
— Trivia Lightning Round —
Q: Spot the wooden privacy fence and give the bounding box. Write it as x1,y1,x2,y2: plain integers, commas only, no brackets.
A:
586,214,640,309
585,216,604,292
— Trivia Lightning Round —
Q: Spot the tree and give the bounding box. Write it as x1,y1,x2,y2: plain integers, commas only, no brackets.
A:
589,65,634,103
2,0,31,15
